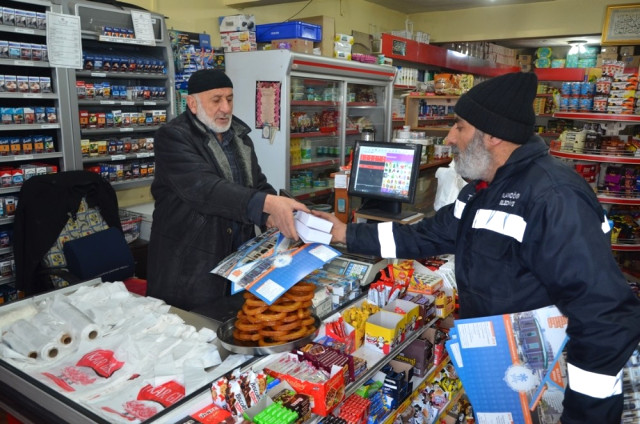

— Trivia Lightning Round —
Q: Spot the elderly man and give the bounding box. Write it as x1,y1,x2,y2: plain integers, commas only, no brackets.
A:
148,69,308,311
315,72,640,423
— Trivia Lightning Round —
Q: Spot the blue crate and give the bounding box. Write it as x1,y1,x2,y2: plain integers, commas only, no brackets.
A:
256,21,322,43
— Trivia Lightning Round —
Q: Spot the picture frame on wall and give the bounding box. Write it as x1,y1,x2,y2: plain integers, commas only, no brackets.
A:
601,3,640,45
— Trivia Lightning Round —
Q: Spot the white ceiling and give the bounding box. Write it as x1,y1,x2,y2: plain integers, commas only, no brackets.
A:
363,0,552,14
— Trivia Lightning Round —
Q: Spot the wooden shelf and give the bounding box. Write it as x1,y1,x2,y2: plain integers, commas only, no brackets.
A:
420,157,452,170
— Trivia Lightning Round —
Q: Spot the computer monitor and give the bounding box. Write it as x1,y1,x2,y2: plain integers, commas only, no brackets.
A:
348,141,422,220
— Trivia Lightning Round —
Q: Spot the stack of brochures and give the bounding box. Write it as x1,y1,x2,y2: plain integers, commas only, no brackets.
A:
445,305,569,424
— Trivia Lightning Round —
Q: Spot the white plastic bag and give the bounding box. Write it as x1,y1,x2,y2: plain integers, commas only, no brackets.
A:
434,160,467,211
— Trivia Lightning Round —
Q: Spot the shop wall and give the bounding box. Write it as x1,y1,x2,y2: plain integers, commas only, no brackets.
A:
124,0,407,42
410,0,640,44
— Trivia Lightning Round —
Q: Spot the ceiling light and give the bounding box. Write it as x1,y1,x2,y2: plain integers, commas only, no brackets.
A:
567,39,588,55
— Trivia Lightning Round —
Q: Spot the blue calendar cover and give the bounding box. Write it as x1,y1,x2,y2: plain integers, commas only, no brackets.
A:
211,228,340,304
445,305,569,424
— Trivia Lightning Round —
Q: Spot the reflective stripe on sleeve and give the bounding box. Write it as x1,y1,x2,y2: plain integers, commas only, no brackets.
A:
602,214,611,234
377,221,396,258
472,209,527,242
453,199,466,219
567,363,623,399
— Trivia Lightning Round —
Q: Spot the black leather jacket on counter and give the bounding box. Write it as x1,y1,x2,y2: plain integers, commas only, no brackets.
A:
348,136,640,423
147,110,276,311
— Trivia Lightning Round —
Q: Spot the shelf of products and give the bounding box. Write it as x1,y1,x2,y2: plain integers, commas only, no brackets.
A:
0,0,77,295
405,94,458,130
60,0,176,191
549,112,640,254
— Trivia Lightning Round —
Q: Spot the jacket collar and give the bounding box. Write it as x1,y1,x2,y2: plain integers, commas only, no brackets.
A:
492,134,549,184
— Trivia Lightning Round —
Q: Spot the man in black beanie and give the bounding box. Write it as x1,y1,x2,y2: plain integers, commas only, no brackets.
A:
148,69,309,312
314,72,640,423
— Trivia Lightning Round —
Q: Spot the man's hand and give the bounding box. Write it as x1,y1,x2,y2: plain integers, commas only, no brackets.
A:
263,195,310,240
311,210,347,245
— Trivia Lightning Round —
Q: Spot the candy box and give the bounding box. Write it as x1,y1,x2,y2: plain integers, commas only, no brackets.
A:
382,299,420,336
394,327,434,377
364,310,404,354
263,355,345,416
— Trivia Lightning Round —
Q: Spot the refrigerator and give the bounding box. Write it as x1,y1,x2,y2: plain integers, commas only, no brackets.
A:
225,50,396,204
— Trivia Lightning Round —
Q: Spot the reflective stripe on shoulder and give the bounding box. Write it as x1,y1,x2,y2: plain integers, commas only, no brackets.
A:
378,221,396,258
453,199,466,219
472,209,527,242
567,363,623,399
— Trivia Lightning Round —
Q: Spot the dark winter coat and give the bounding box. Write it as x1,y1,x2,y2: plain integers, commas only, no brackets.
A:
348,135,640,423
147,110,276,310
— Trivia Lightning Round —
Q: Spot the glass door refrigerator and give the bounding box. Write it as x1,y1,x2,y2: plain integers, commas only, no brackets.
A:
225,50,396,205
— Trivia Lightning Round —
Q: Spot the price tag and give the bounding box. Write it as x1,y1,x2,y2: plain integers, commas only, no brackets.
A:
111,155,127,161
119,127,134,132
100,100,116,105
15,28,35,35
121,101,134,106
16,155,34,160
143,101,156,106
91,72,107,78
136,152,151,158
15,60,34,66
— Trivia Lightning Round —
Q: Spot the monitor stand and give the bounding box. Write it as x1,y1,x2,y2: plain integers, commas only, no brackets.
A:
357,198,420,222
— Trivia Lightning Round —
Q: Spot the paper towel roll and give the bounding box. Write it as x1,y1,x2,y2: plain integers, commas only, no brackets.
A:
49,298,100,341
5,320,59,359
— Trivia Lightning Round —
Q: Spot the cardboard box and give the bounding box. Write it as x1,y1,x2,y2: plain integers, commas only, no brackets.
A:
299,15,335,57
265,356,344,416
620,45,635,57
394,327,433,377
272,38,314,54
218,14,255,33
383,299,420,335
365,310,404,354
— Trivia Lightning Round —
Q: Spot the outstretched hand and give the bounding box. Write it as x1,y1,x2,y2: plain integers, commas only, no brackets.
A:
311,210,348,245
263,194,310,240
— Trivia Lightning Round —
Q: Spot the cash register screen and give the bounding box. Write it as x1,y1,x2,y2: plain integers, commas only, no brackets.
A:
348,141,422,219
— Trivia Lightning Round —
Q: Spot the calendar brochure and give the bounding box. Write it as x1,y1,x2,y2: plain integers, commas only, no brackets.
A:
211,228,340,305
446,305,568,424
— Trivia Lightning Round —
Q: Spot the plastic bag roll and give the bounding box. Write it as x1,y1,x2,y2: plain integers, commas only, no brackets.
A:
30,311,74,347
0,302,38,330
4,320,59,359
49,298,100,341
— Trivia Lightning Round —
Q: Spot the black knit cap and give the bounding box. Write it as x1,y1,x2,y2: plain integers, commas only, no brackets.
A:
187,69,233,95
454,72,537,144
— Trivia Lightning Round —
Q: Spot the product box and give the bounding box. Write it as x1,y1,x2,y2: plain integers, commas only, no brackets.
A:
299,16,334,57
218,14,255,33
620,45,635,57
256,21,322,43
394,327,434,378
220,31,257,52
264,355,345,416
622,55,640,71
364,310,404,354
383,299,420,335
272,38,314,54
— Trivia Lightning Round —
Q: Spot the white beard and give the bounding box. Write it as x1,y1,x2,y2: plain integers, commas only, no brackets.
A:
452,130,492,181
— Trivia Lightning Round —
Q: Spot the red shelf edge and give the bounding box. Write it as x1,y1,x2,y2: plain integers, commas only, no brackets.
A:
380,33,520,77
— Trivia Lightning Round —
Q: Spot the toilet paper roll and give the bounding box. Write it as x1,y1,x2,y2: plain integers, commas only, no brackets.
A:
4,320,59,360
49,298,100,341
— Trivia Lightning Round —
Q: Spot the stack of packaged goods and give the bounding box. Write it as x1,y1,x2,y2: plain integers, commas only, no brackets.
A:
219,14,257,53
